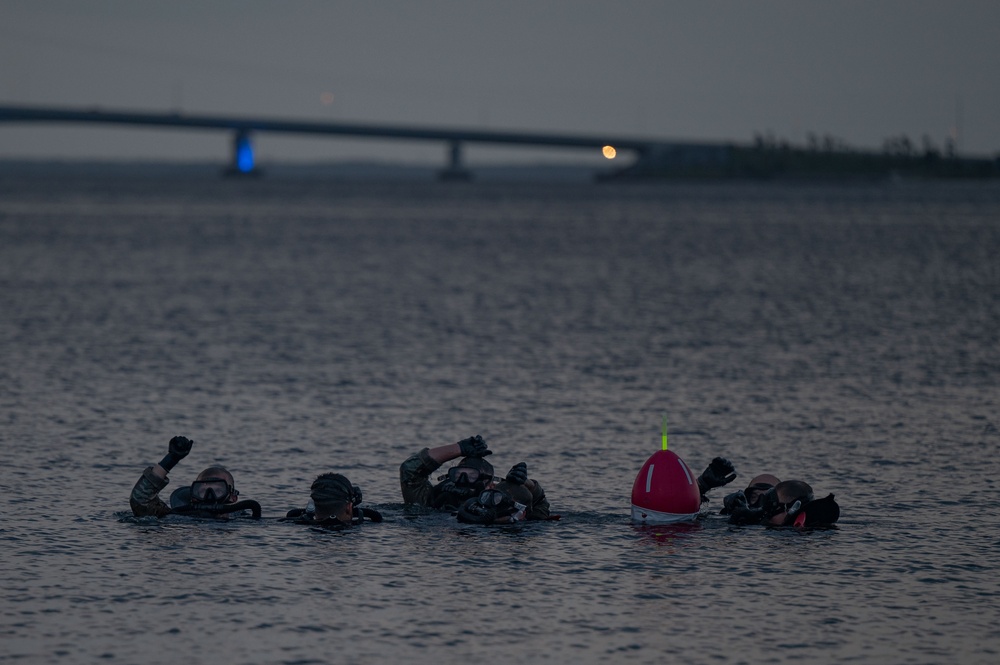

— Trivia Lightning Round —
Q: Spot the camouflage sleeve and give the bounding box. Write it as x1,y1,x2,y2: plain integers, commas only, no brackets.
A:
129,466,172,518
526,480,551,520
399,448,443,506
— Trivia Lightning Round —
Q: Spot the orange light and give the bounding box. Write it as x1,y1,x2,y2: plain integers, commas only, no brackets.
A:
602,145,617,159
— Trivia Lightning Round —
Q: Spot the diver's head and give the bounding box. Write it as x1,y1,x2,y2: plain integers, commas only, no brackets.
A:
447,457,495,491
191,466,238,504
310,473,358,522
744,474,780,508
494,480,532,508
456,486,521,524
761,480,814,526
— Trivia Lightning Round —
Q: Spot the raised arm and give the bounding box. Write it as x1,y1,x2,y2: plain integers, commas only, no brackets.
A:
696,457,737,499
129,436,193,517
399,436,490,505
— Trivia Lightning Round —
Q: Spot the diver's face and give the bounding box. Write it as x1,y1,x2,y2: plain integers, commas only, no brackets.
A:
764,490,795,525
315,502,353,522
745,485,770,507
192,473,238,503
448,466,494,489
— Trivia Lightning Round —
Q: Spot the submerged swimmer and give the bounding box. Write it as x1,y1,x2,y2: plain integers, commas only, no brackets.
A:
284,473,383,528
129,436,261,519
457,462,554,525
399,435,550,518
723,477,839,526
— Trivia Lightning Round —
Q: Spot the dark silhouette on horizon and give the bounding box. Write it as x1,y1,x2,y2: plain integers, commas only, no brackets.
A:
1,103,997,181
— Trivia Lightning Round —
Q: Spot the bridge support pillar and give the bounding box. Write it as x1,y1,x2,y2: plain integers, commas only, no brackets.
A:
224,129,260,177
438,140,472,181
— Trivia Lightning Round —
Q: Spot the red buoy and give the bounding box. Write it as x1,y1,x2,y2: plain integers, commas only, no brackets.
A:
630,449,701,524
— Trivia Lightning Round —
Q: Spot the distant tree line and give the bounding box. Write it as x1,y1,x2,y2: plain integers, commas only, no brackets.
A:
752,131,960,159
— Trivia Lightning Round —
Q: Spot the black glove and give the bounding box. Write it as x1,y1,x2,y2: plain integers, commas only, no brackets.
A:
721,489,746,515
505,462,528,486
697,457,737,494
457,435,492,458
725,490,765,525
158,436,193,472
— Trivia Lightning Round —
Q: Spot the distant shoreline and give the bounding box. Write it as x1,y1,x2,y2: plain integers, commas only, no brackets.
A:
0,158,606,182
1,155,998,183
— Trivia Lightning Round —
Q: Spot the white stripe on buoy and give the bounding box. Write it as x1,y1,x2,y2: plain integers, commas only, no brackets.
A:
678,459,693,484
646,464,655,492
630,504,700,524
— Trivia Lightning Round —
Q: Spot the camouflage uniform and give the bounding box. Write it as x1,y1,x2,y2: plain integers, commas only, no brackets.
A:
399,447,455,508
130,466,172,518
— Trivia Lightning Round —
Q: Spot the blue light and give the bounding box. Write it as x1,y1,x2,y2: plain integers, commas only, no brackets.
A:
235,133,254,173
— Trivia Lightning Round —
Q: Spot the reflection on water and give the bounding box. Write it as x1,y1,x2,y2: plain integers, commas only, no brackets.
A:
1,175,999,663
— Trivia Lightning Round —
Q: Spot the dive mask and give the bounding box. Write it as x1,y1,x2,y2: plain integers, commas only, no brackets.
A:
190,479,237,504
447,466,493,487
477,488,525,517
744,482,775,507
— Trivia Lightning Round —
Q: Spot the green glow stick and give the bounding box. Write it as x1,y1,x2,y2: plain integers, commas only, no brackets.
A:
662,414,668,451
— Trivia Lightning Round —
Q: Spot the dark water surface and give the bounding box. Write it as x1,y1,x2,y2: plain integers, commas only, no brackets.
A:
2,174,999,664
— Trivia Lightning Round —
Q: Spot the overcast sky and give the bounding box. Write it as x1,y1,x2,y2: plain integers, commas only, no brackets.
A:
1,1,998,165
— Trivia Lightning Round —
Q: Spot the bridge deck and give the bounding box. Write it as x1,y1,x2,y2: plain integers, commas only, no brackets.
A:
0,104,702,153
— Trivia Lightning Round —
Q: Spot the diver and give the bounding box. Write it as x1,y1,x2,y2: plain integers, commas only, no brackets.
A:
723,478,840,526
495,461,552,520
283,473,383,529
129,436,261,519
399,435,550,518
457,486,525,525
456,461,554,525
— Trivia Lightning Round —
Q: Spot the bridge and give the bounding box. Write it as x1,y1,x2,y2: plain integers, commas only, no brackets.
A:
0,103,729,180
